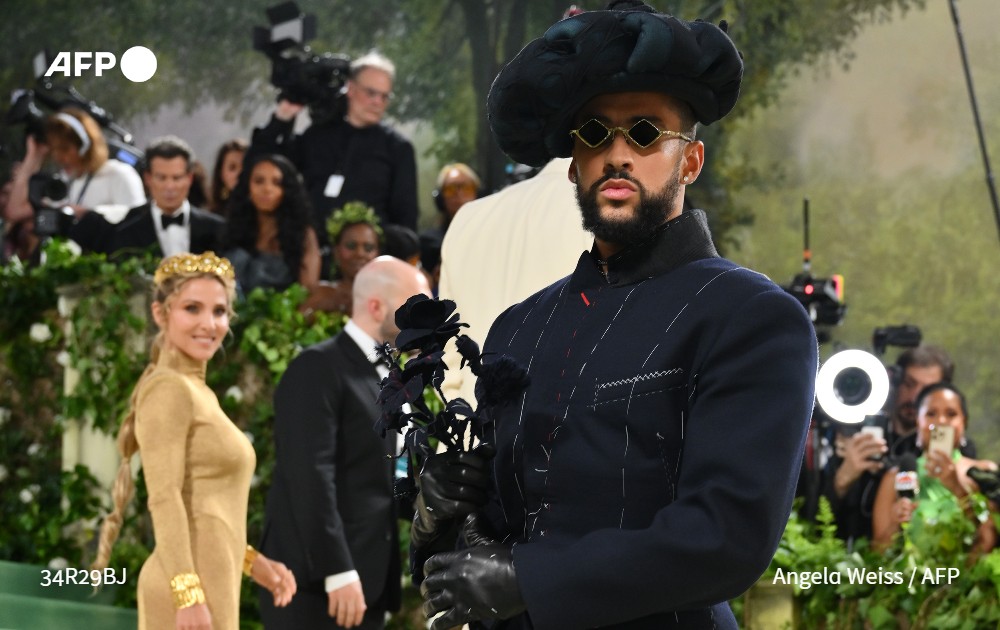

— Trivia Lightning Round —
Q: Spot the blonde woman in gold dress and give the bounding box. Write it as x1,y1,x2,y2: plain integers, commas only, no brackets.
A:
93,252,296,629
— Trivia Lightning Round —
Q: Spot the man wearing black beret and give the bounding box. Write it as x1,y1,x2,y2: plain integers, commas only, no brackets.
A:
411,2,818,628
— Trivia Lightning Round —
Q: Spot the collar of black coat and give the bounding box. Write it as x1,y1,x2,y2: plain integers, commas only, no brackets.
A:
571,209,720,289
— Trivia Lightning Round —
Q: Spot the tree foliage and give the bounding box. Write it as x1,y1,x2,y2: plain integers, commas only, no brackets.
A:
1,0,925,248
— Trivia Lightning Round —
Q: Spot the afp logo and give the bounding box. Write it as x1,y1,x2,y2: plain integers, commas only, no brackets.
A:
44,46,158,83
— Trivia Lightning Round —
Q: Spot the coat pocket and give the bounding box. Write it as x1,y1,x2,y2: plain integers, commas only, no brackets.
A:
591,367,686,409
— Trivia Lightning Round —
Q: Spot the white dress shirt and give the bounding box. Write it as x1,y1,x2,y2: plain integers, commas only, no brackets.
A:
151,200,191,257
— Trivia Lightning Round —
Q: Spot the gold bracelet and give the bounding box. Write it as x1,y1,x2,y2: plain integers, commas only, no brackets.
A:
243,544,259,577
169,573,206,609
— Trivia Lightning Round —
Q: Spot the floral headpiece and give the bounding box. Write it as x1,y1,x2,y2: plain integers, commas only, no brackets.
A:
326,201,384,245
153,251,236,285
375,295,530,500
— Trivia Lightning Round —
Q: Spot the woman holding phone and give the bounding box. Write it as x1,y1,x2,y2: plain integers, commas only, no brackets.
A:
872,382,998,554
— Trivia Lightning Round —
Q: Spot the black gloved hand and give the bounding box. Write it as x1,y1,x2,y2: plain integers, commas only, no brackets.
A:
420,545,526,630
461,511,503,548
412,442,495,549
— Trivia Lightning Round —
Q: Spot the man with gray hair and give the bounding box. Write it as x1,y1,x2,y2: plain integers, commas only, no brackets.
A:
250,51,419,240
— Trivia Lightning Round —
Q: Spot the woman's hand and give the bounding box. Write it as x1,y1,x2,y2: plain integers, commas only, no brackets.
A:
23,136,49,170
5,141,50,225
176,602,212,630
250,552,297,607
925,450,963,496
300,281,353,317
890,497,918,527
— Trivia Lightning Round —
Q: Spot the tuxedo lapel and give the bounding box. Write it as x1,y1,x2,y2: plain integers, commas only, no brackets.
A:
336,335,400,459
113,204,163,257
335,333,382,403
128,205,157,245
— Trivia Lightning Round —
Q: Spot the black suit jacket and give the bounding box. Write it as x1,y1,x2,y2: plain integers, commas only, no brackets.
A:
476,211,817,629
109,203,225,258
260,332,401,628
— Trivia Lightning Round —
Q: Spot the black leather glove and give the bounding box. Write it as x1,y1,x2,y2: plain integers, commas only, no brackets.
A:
412,442,495,550
420,545,526,630
461,511,503,548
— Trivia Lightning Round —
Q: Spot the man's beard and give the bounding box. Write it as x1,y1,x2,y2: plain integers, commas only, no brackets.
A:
896,403,918,433
576,165,682,247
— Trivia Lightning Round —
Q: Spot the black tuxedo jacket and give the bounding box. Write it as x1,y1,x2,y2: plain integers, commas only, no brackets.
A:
109,203,225,258
259,332,401,627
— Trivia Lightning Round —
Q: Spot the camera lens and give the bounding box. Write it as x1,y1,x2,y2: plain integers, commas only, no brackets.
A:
43,178,68,201
833,367,873,406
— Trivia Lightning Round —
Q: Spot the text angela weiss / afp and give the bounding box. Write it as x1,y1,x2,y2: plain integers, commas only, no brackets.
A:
772,566,960,590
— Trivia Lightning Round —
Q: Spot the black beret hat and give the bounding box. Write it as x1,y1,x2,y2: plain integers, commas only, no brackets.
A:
487,0,744,166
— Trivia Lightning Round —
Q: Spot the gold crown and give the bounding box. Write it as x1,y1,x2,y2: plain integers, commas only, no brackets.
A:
153,252,236,285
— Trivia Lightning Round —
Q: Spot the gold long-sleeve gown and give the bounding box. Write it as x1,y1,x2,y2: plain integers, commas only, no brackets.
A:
134,346,255,629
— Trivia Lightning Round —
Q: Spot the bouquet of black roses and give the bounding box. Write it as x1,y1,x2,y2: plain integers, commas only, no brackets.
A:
374,295,529,498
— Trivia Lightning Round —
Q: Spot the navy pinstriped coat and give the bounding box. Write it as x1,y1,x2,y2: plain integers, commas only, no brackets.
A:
477,210,818,629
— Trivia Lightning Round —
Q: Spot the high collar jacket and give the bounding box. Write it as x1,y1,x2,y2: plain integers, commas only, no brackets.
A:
477,210,818,630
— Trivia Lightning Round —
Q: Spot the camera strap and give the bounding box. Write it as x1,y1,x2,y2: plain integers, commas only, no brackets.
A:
74,173,94,206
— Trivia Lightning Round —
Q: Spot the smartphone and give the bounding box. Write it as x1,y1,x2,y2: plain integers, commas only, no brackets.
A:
861,426,884,441
928,425,956,456
860,426,885,461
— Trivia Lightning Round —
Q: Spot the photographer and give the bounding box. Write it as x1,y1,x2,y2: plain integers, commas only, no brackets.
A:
248,52,418,249
7,107,145,253
821,344,976,542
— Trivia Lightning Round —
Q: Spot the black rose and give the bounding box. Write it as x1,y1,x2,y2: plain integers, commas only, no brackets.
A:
375,369,427,437
445,397,487,444
455,334,483,374
400,350,446,393
475,355,531,409
394,295,468,353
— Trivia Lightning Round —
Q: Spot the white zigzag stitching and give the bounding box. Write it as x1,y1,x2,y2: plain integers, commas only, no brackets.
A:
596,367,684,391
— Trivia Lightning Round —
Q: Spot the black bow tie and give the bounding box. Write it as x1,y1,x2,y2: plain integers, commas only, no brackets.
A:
161,212,185,229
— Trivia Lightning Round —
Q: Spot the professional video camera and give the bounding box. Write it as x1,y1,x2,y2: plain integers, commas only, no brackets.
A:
782,199,846,338
6,51,144,168
5,51,144,237
253,2,351,125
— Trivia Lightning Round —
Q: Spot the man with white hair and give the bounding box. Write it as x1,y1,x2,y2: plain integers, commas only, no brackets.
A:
250,51,419,239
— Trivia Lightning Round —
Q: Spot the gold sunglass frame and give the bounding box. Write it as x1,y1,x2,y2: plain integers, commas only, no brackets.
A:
569,118,693,149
